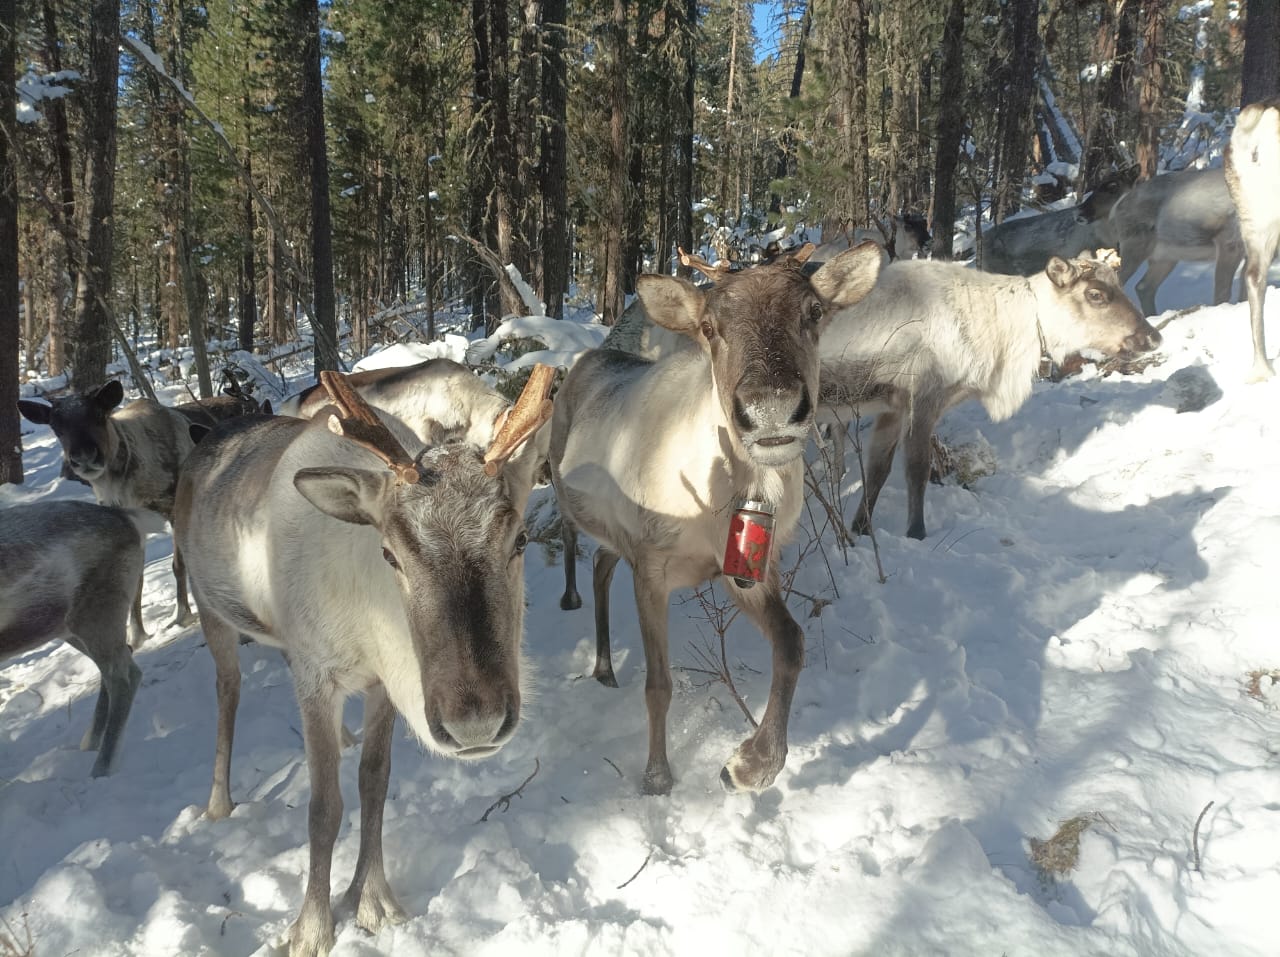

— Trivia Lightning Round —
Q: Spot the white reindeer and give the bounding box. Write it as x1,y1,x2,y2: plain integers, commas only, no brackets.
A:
173,367,553,957
1225,97,1280,382
0,501,157,776
1108,166,1244,317
551,242,885,796
820,253,1162,540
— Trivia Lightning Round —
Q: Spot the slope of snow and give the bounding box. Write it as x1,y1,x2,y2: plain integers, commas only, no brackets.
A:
2,267,1278,957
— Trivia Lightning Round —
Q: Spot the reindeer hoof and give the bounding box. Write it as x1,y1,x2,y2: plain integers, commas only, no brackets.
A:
560,592,582,611
721,739,784,793
719,766,737,793
593,666,619,688
167,608,199,630
641,766,674,796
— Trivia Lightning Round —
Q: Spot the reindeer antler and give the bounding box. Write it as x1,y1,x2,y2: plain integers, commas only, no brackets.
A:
482,364,555,477
1093,247,1123,270
788,242,817,265
319,370,421,485
677,246,732,282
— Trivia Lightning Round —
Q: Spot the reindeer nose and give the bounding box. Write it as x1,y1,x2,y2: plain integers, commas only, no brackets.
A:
434,693,520,755
733,381,812,432
1125,327,1162,353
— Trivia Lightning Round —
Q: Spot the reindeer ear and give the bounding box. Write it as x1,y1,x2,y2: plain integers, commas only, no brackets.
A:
1045,256,1080,288
636,275,705,338
18,399,51,425
293,467,393,526
810,240,886,307
95,380,124,411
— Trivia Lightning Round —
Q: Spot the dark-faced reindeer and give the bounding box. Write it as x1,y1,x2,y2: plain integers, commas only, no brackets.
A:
551,242,885,796
982,175,1130,276
18,381,199,626
0,501,158,776
820,253,1161,541
174,367,553,957
853,213,932,261
1108,166,1244,317
1226,97,1280,382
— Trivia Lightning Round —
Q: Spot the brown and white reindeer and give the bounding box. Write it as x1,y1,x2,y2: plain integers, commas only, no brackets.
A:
0,500,158,776
551,242,885,796
18,381,199,627
1225,97,1280,382
173,366,553,957
819,253,1162,541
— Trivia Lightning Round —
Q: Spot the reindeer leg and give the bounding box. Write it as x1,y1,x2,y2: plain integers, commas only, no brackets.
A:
199,599,242,820
559,515,583,610
168,540,198,628
1213,240,1243,307
1135,258,1175,317
290,686,344,957
591,546,621,687
903,409,944,541
851,410,901,536
342,682,406,933
632,563,675,795
720,576,803,793
1243,232,1278,382
65,626,141,778
128,575,148,649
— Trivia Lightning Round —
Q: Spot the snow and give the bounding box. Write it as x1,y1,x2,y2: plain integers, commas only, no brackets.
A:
4,262,1280,956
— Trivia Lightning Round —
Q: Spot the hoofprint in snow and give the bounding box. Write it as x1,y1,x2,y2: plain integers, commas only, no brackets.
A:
3,269,1279,957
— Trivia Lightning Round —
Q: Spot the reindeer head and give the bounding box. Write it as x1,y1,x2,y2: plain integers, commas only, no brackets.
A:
1043,254,1162,358
18,380,125,481
638,241,885,468
291,367,553,758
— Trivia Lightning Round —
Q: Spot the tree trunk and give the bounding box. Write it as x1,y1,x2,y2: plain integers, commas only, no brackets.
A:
931,0,965,261
1135,0,1166,179
771,1,813,214
0,0,22,484
1241,0,1280,106
489,0,524,319
719,1,740,223
540,0,568,316
239,147,258,352
70,0,120,391
299,0,338,373
601,0,628,325
992,0,1041,223
1081,0,1137,189
467,0,495,330
676,0,695,278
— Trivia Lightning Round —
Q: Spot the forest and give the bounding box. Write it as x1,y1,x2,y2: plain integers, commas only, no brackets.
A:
0,0,1276,487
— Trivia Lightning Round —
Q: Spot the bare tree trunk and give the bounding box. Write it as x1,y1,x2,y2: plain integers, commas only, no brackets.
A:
42,0,73,376
1135,0,1166,179
932,0,965,261
490,0,524,318
832,0,871,228
1081,0,1137,189
239,145,258,352
719,0,740,223
1241,0,1280,106
298,0,337,372
70,0,119,391
540,0,568,316
467,0,495,330
601,0,628,325
992,0,1041,223
771,1,812,214
0,0,22,484
676,0,695,278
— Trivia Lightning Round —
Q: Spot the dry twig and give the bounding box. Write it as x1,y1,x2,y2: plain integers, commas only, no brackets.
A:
1193,800,1215,873
476,759,541,823
616,850,654,890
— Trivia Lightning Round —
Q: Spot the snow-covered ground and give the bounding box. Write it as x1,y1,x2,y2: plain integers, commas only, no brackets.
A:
3,262,1279,957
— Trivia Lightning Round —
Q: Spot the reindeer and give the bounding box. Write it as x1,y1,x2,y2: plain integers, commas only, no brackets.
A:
278,357,510,449
0,501,158,776
1107,166,1244,317
819,253,1161,541
852,213,932,261
551,242,885,796
1225,97,1280,382
981,174,1131,276
173,367,553,957
18,381,198,626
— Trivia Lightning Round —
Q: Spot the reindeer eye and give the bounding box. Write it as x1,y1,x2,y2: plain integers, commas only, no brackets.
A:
808,302,823,324
513,531,528,555
1086,288,1107,306
381,547,400,570
700,320,715,341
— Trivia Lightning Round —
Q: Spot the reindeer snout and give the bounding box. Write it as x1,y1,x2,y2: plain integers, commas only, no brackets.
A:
732,381,813,433
432,692,520,757
1125,326,1162,354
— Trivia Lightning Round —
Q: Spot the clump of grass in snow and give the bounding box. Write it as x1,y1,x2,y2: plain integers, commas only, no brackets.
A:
1244,669,1280,702
0,912,33,957
1028,812,1111,882
930,433,997,489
